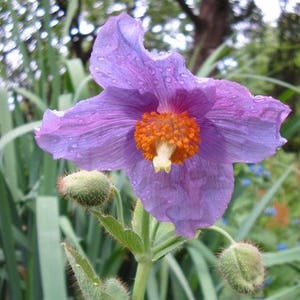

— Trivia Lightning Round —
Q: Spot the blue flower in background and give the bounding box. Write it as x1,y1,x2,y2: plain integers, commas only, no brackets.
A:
241,178,251,186
264,207,276,216
276,243,288,251
264,278,272,286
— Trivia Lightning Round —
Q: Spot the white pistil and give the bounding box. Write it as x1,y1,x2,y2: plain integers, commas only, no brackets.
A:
153,142,176,173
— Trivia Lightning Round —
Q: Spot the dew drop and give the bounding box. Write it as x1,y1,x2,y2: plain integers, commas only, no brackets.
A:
165,76,172,83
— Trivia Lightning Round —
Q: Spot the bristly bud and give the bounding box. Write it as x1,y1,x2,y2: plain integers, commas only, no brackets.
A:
58,170,114,207
103,278,130,300
217,242,265,294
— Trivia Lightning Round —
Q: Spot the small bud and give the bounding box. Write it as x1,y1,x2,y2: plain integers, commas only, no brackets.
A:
217,242,264,294
58,170,114,207
103,278,130,300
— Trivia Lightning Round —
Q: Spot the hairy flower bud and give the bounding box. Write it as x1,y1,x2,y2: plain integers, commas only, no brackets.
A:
103,278,130,300
58,170,114,207
217,242,265,294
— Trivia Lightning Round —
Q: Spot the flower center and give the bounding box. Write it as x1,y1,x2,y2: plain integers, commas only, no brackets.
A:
134,111,201,173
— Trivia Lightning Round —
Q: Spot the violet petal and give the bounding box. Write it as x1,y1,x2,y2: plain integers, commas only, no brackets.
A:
90,13,199,108
35,87,158,170
200,80,291,163
125,155,233,238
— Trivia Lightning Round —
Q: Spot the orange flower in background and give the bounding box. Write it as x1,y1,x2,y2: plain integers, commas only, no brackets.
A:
267,201,289,228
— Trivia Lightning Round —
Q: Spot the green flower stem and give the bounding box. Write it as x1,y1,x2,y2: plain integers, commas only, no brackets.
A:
113,187,124,226
132,205,152,299
207,225,236,244
132,261,152,300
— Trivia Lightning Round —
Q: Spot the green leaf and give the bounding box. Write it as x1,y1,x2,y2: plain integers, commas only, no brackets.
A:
0,88,20,201
62,243,103,300
36,196,67,300
264,284,300,300
165,254,196,300
58,93,73,110
187,247,218,300
229,74,300,94
59,216,85,255
13,87,47,112
235,164,294,240
93,211,145,256
63,243,130,300
62,0,79,37
263,247,300,266
0,172,22,300
65,58,89,99
196,41,230,77
0,121,41,153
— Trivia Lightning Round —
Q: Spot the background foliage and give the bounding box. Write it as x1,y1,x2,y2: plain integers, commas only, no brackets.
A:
1,0,300,299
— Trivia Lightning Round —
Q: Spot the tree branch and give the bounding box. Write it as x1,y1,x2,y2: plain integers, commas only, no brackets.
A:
175,0,202,28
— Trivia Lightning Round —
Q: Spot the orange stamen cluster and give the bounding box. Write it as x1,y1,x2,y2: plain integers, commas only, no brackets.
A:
134,111,201,164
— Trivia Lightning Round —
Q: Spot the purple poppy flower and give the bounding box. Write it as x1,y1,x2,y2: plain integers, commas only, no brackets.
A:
35,13,290,238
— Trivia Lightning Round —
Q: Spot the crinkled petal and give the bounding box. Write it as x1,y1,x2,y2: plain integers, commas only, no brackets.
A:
90,12,201,108
125,155,233,238
161,85,216,118
35,87,158,170
199,80,291,163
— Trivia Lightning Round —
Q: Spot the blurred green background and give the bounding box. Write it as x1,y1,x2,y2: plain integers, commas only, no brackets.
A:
1,0,300,299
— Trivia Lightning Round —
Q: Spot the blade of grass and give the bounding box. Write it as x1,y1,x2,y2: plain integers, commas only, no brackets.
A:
264,284,300,300
0,172,22,300
235,164,294,240
42,0,60,108
36,196,67,300
13,88,47,112
62,0,79,37
0,121,41,154
263,247,300,266
188,247,218,300
147,268,160,300
59,215,85,255
0,88,20,201
196,41,230,77
228,74,300,94
165,254,196,300
159,259,169,300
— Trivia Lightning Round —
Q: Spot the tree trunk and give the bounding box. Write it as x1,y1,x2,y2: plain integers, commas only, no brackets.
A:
192,0,230,74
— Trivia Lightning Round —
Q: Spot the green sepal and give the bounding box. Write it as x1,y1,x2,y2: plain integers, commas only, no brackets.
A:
62,243,103,299
92,211,145,256
102,278,130,300
63,243,130,300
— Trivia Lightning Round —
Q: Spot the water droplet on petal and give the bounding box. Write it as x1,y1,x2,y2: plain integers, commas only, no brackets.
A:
165,76,172,83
